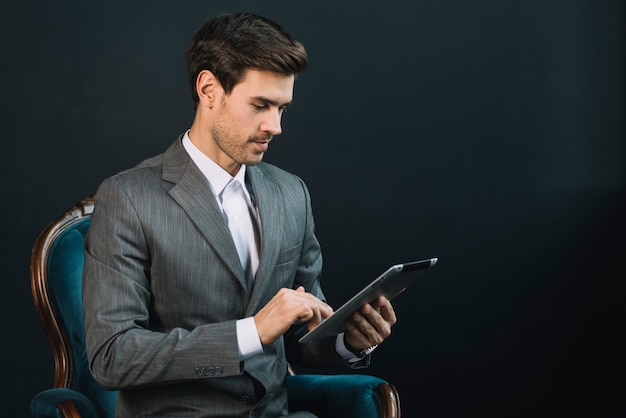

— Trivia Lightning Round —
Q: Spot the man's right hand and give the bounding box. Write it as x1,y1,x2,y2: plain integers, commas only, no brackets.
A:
254,286,333,345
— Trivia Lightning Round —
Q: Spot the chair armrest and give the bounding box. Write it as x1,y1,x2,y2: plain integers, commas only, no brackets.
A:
376,382,401,418
31,388,102,418
287,374,398,418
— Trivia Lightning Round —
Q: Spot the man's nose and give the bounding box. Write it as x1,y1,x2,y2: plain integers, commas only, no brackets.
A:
260,111,283,136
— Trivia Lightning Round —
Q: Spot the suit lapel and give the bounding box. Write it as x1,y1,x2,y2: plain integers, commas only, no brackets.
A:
162,138,248,290
246,166,284,309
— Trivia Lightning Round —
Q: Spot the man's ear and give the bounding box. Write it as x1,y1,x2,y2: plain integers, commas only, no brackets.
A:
196,70,220,108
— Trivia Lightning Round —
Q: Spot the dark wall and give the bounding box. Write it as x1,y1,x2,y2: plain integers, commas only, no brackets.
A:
2,1,624,417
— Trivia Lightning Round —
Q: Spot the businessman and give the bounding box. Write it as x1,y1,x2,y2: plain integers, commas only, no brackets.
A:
83,12,397,417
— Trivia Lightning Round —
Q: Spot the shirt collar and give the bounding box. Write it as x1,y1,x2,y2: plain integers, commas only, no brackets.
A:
181,131,250,200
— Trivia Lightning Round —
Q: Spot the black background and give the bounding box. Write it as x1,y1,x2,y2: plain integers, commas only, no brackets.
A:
1,1,624,417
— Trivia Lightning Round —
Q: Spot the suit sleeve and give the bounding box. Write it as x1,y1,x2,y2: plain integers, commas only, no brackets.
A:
82,176,242,390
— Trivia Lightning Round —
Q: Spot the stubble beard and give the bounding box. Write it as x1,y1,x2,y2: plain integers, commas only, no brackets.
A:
211,119,265,167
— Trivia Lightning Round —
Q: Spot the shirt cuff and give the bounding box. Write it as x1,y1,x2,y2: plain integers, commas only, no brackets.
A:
236,317,264,360
335,332,364,362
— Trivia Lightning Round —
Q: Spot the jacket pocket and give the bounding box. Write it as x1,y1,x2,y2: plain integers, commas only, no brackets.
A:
274,243,301,267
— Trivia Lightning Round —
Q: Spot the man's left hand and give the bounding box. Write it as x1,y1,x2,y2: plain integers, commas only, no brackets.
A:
343,296,396,352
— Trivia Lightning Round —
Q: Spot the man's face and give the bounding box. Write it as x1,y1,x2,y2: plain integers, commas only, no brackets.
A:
210,69,294,172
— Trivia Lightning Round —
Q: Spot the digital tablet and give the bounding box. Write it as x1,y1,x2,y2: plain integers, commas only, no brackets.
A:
298,257,438,344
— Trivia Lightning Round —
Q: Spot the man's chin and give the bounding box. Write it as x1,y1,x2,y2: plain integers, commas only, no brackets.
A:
244,154,265,166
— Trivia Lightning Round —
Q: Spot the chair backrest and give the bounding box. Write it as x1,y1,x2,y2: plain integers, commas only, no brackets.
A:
31,197,117,418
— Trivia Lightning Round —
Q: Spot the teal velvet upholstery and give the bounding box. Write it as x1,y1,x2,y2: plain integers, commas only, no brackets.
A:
287,374,388,418
31,200,399,417
31,388,102,418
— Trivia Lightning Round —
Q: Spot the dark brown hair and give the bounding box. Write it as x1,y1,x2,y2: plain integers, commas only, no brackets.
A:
186,12,309,109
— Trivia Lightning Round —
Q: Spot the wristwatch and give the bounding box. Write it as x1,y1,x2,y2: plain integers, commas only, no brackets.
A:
357,344,378,357
346,339,379,357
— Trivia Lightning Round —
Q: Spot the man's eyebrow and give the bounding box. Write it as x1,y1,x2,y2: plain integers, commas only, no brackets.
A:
252,96,293,107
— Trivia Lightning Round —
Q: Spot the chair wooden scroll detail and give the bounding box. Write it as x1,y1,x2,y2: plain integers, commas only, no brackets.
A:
30,196,117,418
29,197,401,418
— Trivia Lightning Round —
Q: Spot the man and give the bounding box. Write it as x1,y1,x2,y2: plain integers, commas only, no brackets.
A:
83,12,397,417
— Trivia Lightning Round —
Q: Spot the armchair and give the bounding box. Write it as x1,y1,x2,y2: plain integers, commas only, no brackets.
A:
30,197,401,417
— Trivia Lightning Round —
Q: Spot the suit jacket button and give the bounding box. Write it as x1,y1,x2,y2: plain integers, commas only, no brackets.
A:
195,368,203,377
241,395,252,404
215,367,223,376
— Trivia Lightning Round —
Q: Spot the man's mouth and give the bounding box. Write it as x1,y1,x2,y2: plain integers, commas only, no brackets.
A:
251,138,270,152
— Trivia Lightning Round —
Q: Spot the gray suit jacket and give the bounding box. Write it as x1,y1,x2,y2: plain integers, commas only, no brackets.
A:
83,137,352,417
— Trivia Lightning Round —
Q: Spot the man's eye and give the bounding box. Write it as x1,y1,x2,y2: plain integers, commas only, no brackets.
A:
253,104,267,111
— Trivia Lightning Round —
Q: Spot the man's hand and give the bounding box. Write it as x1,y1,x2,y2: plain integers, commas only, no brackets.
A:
254,286,333,346
344,296,396,352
